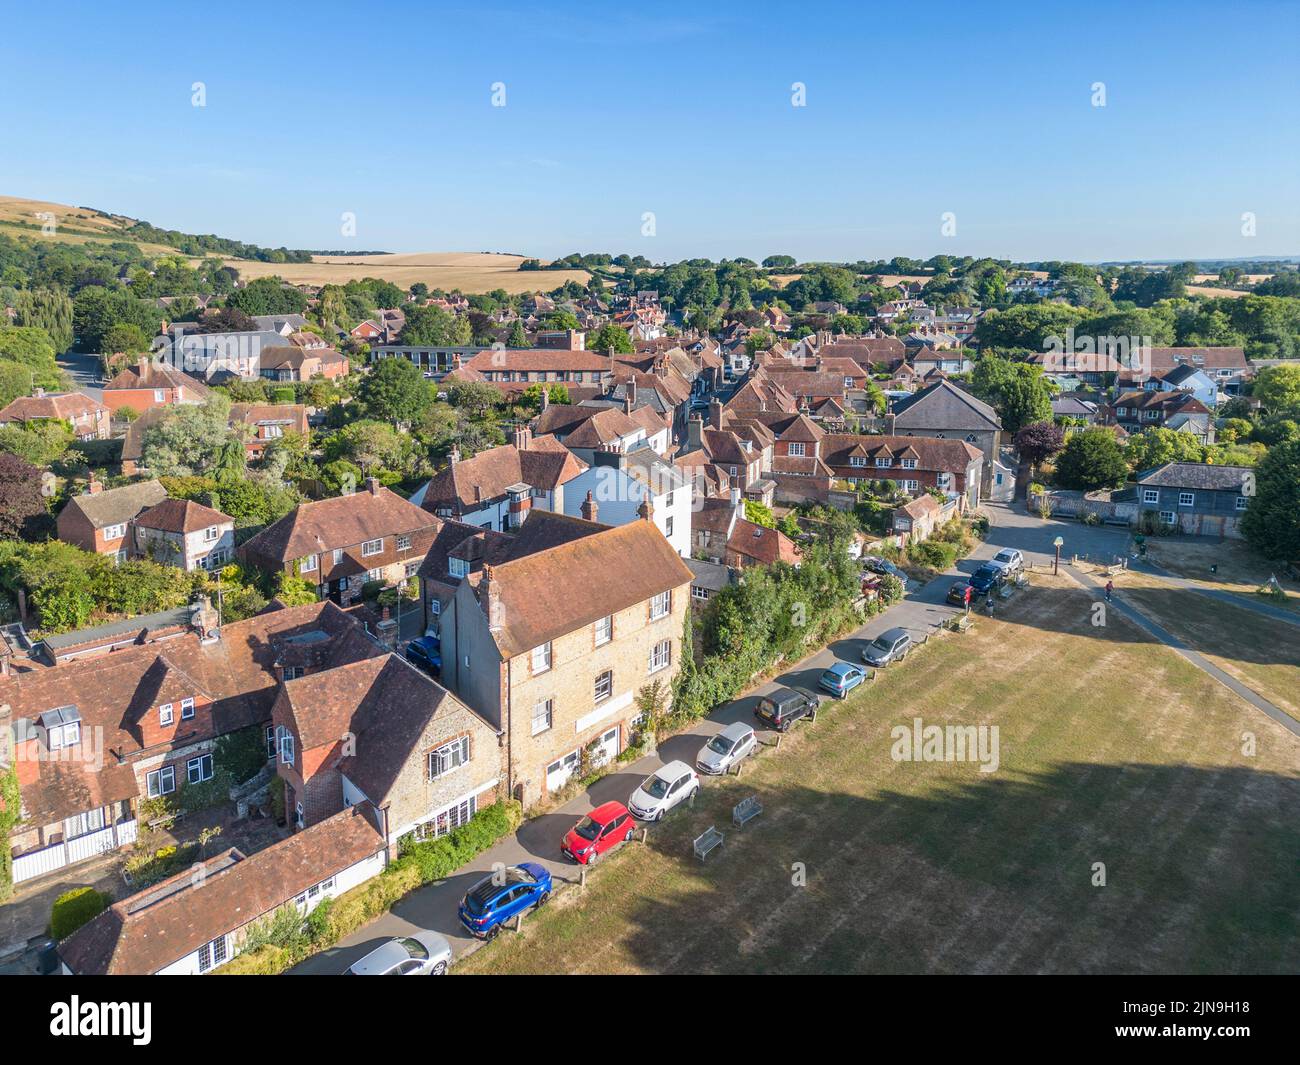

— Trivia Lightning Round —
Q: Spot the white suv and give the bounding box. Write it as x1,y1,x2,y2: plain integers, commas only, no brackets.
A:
989,548,1024,576
628,761,700,821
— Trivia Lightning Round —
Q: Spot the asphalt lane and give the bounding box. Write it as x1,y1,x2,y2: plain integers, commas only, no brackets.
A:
291,502,1129,974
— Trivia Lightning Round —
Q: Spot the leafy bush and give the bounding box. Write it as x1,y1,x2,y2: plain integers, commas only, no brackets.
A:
50,887,112,940
216,801,521,975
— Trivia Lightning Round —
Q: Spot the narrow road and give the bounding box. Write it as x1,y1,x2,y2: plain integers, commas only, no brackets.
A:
290,501,1294,972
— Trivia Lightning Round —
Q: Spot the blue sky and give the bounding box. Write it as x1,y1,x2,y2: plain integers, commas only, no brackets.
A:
2,0,1297,263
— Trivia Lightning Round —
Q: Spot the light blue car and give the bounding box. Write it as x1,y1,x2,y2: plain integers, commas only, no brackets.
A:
819,662,867,699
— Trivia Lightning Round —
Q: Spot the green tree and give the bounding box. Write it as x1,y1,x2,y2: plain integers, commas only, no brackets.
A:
1054,427,1129,490
398,304,471,346
971,355,1054,433
1240,437,1300,561
358,357,433,426
13,289,73,351
587,323,633,354
1123,428,1205,471
506,320,528,348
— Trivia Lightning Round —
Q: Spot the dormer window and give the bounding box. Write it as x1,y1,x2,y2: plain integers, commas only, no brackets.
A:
449,557,469,578
159,703,174,727
181,697,195,720
42,706,81,750
875,457,892,468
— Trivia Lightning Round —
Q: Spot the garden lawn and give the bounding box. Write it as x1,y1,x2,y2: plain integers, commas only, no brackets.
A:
457,577,1300,975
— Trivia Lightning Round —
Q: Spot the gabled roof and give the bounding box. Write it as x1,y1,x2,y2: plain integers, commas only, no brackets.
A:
243,484,438,562
134,497,232,534
420,443,586,513
0,391,106,423
726,519,800,566
890,379,1001,432
468,518,692,657
104,361,213,399
59,804,385,975
59,480,168,530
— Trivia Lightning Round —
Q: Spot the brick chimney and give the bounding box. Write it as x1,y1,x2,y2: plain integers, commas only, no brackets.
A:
512,425,532,451
637,497,654,522
192,595,221,642
449,445,460,466
539,388,549,412
478,565,504,631
366,477,381,495
687,415,703,452
580,490,598,522
87,474,103,495
709,398,723,430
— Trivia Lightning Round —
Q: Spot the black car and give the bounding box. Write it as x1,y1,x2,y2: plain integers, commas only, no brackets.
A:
404,636,441,678
754,686,820,732
968,564,1003,596
946,581,972,606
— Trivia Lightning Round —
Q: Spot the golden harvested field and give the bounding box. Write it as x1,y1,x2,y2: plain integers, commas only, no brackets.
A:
219,252,591,293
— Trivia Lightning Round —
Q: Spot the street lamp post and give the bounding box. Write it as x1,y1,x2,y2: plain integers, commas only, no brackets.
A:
1053,535,1064,575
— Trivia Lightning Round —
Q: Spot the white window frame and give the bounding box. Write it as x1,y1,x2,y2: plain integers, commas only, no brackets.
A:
594,670,613,704
531,698,554,736
187,753,214,784
1235,496,1248,511
1142,489,1159,504
428,736,470,780
197,934,228,974
1159,510,1176,524
361,538,384,557
279,729,295,766
332,548,344,565
531,642,552,674
203,526,219,542
397,535,412,551
649,590,671,620
147,765,176,797
788,441,805,457
180,697,195,720
648,639,671,674
449,557,469,578
102,523,126,541
159,703,174,727
299,554,318,574
594,614,612,646
1178,492,1194,507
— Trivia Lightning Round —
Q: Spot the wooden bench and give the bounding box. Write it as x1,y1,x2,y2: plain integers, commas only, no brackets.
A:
949,614,973,633
1015,573,1030,589
693,826,725,860
732,796,762,828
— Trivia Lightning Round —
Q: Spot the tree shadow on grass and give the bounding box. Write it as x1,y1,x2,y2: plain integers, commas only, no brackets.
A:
615,761,1300,975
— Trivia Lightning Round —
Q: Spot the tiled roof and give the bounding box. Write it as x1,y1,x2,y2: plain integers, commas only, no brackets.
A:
0,392,106,423
890,379,1001,432
59,480,168,530
58,804,385,975
1135,462,1253,491
469,518,692,657
726,519,800,566
134,497,232,534
242,484,439,563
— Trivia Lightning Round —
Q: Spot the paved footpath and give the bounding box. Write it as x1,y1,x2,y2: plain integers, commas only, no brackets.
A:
1130,560,1300,628
291,503,1296,972
1066,565,1300,739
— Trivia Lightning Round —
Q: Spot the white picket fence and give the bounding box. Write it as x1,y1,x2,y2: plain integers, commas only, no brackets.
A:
12,819,137,885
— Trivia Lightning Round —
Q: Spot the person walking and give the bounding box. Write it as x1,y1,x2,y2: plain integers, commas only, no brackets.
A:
1105,579,1114,602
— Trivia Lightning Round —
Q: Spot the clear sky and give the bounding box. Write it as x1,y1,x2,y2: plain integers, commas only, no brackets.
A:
2,0,1297,263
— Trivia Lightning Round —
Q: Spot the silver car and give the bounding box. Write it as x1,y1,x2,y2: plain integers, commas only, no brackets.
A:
696,722,757,775
346,931,452,975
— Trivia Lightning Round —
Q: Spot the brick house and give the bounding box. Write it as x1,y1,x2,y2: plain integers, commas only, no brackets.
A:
258,345,349,382
0,600,379,887
1103,390,1214,443
0,390,110,440
56,479,168,561
271,654,502,848
240,480,441,605
102,361,214,415
57,804,388,974
438,511,693,808
413,432,586,531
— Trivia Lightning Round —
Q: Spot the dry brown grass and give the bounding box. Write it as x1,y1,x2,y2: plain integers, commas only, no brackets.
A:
457,577,1300,975
0,195,177,254
1144,538,1300,613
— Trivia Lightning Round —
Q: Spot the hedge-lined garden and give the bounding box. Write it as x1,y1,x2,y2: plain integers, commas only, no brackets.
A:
215,800,522,975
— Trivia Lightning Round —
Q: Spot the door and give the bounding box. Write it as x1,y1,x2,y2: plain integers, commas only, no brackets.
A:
546,750,579,793
593,726,619,767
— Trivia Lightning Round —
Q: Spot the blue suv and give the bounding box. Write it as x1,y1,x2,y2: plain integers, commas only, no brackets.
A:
458,862,553,938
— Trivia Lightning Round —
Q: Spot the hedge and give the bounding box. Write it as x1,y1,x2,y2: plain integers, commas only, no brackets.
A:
216,800,521,975
50,886,113,940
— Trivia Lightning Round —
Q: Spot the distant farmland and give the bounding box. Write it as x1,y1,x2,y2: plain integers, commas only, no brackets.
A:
221,252,593,293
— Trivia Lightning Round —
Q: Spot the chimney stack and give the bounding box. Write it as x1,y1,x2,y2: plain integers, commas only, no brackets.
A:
87,475,103,495
366,477,381,495
637,497,654,522
192,595,220,642
539,387,550,412
512,425,532,451
449,446,460,466
479,565,504,630
709,398,723,431
580,490,598,522
687,415,703,452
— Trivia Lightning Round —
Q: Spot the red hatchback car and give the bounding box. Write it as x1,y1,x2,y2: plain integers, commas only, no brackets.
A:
561,801,634,865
